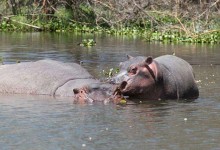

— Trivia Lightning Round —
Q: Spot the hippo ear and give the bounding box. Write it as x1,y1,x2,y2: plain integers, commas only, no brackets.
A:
73,88,80,94
127,54,133,60
145,56,153,65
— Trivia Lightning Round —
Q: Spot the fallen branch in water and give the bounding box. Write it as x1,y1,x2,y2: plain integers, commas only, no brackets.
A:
198,29,220,35
3,16,42,30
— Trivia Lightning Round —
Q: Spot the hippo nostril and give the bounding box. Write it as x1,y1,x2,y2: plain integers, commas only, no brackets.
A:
120,81,127,90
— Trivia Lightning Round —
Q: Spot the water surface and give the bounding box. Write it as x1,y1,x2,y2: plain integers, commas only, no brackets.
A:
0,32,220,150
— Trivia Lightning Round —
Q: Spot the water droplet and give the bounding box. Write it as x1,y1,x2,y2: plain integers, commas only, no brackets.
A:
184,118,187,121
82,144,86,147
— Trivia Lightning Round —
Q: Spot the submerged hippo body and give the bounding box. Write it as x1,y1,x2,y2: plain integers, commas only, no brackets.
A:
0,60,99,97
0,60,122,103
116,55,199,100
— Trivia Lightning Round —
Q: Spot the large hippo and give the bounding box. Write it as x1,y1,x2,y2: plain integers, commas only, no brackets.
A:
114,55,199,100
0,60,122,103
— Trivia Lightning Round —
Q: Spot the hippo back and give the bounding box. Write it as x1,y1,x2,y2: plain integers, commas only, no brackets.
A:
0,60,97,96
155,55,199,99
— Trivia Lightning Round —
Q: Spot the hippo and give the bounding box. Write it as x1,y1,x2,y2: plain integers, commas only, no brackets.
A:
73,83,123,104
0,60,122,104
111,55,146,84
114,55,199,100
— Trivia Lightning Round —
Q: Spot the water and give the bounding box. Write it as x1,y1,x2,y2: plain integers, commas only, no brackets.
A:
0,32,220,150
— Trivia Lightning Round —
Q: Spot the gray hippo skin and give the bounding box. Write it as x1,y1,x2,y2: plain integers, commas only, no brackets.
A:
111,55,146,83
0,60,121,103
117,55,199,100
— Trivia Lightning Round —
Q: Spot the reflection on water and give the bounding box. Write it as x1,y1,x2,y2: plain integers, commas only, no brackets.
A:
0,32,220,150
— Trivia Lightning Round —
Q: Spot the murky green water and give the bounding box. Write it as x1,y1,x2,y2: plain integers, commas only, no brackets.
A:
0,32,220,150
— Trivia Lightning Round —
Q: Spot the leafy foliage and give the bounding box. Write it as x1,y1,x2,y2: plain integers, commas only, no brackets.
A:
0,0,219,43
102,68,120,78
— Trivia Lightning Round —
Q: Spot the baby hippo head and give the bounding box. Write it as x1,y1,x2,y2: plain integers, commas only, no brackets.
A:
73,83,123,104
119,56,160,97
73,87,94,104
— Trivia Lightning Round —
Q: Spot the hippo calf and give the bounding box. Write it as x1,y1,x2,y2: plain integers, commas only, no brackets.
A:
0,60,122,103
114,55,199,100
73,83,123,104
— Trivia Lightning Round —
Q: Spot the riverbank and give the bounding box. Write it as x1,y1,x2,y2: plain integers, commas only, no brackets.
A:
0,20,220,44
0,1,219,44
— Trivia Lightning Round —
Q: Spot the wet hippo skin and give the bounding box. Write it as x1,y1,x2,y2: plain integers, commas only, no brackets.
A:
0,60,123,103
0,60,98,96
115,55,199,100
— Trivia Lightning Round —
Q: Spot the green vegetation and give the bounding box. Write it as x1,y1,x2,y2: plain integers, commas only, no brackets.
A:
79,39,96,47
102,68,120,78
0,56,3,65
0,0,219,43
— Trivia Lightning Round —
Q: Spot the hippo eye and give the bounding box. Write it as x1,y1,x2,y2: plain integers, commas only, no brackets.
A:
129,66,137,74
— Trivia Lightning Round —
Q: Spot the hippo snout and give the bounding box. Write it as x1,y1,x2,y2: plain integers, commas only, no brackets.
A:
111,71,129,84
119,81,127,91
119,81,132,96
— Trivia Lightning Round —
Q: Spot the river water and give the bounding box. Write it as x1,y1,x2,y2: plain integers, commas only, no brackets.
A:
0,32,219,150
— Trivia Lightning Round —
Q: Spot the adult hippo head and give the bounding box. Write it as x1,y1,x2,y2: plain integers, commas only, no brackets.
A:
118,55,199,100
111,55,146,84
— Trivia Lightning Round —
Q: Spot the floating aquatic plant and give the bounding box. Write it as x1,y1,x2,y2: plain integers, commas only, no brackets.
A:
102,68,119,78
79,39,96,47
